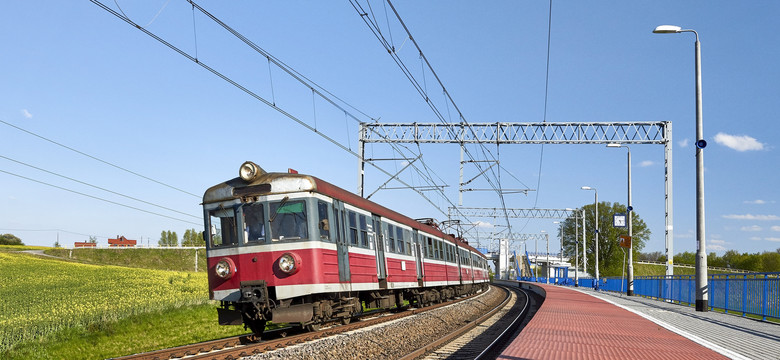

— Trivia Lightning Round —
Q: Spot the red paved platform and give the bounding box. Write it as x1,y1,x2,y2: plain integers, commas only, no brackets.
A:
499,284,727,360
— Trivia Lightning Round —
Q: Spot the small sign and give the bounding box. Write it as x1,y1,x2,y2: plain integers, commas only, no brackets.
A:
613,213,627,228
619,235,631,248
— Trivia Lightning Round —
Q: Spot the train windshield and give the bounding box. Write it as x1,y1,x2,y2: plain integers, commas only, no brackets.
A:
242,202,266,243
208,208,239,248
269,200,308,241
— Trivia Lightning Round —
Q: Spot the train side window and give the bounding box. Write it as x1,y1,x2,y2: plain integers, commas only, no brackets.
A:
434,240,440,260
387,224,396,253
269,200,308,241
359,215,369,248
348,211,358,245
242,203,265,244
404,230,412,256
208,208,238,248
317,201,331,242
396,227,404,255
426,237,433,258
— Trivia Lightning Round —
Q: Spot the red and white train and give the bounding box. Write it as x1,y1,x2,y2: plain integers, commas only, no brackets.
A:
204,161,490,335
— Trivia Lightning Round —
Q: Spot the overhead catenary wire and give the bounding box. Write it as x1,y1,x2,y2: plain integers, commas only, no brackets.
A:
350,0,514,233
90,0,458,218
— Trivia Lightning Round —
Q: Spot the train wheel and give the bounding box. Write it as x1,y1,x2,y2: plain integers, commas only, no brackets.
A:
340,317,351,325
305,323,322,331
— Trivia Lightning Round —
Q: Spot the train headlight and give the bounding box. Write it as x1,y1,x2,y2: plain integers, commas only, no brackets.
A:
239,161,266,182
278,252,300,275
215,258,236,279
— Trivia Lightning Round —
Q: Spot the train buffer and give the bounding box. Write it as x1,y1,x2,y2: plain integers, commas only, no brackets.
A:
497,282,780,360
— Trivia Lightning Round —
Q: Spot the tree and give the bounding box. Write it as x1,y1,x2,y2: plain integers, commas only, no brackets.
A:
53,240,61,248
158,230,179,247
559,201,650,277
181,229,205,247
88,236,97,244
0,233,24,245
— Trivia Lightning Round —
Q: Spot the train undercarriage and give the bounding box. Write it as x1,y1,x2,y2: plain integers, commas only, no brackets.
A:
217,281,489,337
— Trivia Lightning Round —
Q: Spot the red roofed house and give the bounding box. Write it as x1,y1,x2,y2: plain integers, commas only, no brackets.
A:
74,241,97,248
108,236,137,247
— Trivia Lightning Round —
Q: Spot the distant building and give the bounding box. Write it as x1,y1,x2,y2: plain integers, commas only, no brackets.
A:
108,236,137,247
74,241,97,248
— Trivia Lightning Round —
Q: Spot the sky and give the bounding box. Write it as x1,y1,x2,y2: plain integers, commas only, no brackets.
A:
1,1,779,257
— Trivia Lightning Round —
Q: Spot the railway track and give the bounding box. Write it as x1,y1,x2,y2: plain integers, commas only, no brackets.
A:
112,289,488,360
404,283,538,359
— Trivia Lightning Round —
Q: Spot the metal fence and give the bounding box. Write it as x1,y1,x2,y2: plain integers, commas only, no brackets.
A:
583,273,780,321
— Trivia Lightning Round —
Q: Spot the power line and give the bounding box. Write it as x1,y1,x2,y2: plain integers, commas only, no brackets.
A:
0,119,200,198
0,154,200,220
0,169,201,226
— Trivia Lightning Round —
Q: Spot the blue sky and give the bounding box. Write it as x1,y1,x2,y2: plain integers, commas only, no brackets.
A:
1,1,778,257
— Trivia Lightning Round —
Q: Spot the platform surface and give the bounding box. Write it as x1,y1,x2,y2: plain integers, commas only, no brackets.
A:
499,283,780,359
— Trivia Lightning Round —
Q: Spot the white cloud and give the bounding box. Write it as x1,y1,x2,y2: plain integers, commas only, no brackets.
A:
474,221,494,228
744,199,767,205
741,225,762,232
678,139,689,148
772,226,780,232
21,109,32,118
749,236,762,241
766,237,780,242
639,160,654,167
713,132,765,152
722,214,780,221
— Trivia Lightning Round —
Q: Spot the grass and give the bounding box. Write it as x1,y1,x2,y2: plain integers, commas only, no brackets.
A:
0,251,208,354
2,303,249,360
0,245,51,251
45,248,208,272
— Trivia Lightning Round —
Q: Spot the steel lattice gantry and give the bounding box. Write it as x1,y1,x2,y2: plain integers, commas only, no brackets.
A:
358,121,674,276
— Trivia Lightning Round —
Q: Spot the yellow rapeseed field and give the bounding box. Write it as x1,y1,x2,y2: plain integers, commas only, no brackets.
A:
0,252,209,352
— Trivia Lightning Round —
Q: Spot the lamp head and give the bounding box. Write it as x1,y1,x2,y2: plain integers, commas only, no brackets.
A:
606,143,621,148
653,25,682,34
581,186,593,190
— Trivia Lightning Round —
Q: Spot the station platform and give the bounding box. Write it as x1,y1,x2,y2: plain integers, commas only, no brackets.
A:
499,283,780,359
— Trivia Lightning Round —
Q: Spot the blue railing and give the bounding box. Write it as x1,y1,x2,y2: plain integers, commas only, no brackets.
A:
598,273,780,321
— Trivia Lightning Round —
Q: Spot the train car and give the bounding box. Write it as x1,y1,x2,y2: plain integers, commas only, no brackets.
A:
203,161,489,335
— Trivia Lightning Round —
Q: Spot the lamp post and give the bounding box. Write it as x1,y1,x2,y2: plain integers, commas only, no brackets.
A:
541,230,549,284
566,209,580,287
608,143,634,296
653,24,707,312
581,186,599,289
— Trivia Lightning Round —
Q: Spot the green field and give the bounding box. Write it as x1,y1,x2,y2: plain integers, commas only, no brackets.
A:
0,247,247,359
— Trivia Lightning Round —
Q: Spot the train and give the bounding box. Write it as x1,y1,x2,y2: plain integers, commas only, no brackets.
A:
203,161,490,335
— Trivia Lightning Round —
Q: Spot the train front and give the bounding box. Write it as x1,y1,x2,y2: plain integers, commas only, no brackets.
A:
202,161,333,335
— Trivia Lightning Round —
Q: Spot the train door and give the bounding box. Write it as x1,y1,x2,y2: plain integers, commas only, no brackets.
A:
413,230,424,284
371,215,387,284
333,201,350,283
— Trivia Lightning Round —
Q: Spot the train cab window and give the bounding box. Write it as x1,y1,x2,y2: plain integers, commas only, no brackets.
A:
208,208,238,248
359,215,369,247
387,224,396,253
348,212,358,245
269,200,308,241
317,201,331,241
242,203,266,243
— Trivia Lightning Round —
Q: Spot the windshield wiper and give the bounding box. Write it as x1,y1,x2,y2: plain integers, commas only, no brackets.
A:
269,196,290,223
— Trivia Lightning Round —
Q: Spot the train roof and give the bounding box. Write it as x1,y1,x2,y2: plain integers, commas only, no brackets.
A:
203,166,485,257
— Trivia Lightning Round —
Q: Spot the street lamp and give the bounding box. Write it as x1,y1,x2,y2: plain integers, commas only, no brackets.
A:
607,143,634,296
653,24,708,312
581,186,599,289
